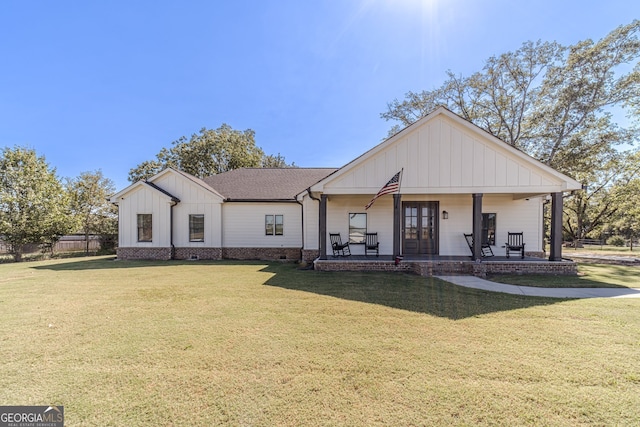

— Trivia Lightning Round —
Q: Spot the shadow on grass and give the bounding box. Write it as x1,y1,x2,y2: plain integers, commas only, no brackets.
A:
29,257,562,319
261,264,561,320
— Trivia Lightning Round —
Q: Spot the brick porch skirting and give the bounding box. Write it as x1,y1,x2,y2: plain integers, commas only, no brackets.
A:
474,260,577,277
314,259,577,277
314,259,416,274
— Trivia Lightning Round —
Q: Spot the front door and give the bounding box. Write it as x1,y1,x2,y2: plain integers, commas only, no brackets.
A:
402,202,439,255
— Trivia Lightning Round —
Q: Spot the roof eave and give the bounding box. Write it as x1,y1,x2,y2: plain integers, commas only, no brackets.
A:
224,198,299,203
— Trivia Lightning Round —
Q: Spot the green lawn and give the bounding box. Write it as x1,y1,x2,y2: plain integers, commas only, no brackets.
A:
565,245,639,256
489,263,640,288
1,257,639,426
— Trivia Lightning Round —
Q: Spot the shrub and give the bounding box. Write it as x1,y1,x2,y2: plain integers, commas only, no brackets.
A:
607,235,626,247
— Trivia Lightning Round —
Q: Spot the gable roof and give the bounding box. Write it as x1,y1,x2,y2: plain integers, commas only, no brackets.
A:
110,167,224,203
203,168,337,201
144,181,180,202
110,179,180,203
153,167,226,199
310,106,582,196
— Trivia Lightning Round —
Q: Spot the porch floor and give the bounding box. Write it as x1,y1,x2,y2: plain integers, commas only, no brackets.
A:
325,255,551,262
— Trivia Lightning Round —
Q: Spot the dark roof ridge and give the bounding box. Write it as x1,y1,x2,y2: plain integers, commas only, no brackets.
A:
203,167,337,200
212,166,339,172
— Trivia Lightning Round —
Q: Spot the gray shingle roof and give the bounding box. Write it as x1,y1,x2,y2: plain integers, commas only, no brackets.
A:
203,168,336,200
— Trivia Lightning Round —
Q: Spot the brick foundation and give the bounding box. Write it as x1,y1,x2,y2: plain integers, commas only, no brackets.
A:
173,247,222,260
302,249,320,263
118,246,301,261
222,247,301,261
117,247,172,260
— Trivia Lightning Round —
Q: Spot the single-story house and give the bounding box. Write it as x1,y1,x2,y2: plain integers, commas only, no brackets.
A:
111,107,582,275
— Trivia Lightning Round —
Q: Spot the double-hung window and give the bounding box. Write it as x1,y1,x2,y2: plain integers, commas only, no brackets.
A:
137,214,152,242
265,215,284,236
189,214,204,242
349,213,367,244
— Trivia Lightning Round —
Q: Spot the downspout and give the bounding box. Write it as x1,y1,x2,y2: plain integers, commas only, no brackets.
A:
295,196,304,261
170,200,178,260
307,188,320,202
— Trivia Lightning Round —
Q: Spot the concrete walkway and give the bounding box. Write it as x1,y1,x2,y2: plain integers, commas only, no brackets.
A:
436,276,640,299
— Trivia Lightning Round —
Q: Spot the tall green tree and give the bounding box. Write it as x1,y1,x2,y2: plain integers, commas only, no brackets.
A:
384,21,640,173
67,170,117,254
607,151,640,249
383,39,564,150
128,124,294,182
610,180,640,249
262,153,296,168
0,146,74,261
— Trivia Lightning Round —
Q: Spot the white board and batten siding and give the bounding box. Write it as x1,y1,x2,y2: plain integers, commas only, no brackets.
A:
116,185,173,248
115,170,224,248
302,196,320,250
153,172,223,248
222,202,302,248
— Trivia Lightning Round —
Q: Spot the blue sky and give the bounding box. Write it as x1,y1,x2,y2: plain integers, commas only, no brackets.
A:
1,0,638,190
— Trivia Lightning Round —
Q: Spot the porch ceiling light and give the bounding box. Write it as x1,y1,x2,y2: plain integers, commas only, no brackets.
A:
442,210,448,220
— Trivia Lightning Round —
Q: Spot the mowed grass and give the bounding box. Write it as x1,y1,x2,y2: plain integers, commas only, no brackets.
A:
566,246,640,256
1,257,639,426
489,263,640,288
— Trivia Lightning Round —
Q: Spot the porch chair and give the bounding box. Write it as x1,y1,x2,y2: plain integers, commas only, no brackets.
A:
329,233,351,257
463,233,494,258
365,233,379,257
505,232,526,259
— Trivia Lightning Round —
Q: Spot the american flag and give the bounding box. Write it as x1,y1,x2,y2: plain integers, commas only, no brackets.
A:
365,170,402,210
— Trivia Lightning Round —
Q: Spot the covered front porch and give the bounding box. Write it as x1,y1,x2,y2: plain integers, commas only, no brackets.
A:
314,191,569,275
302,107,583,275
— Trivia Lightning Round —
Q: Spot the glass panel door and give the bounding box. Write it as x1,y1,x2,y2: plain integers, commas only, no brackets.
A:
403,205,419,254
402,202,439,255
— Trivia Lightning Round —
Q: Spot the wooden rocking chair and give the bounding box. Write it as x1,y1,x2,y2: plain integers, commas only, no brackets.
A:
505,232,526,259
464,233,494,258
329,233,351,257
365,233,379,257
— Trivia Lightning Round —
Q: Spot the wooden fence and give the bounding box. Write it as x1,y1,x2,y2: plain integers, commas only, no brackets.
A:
0,235,103,254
